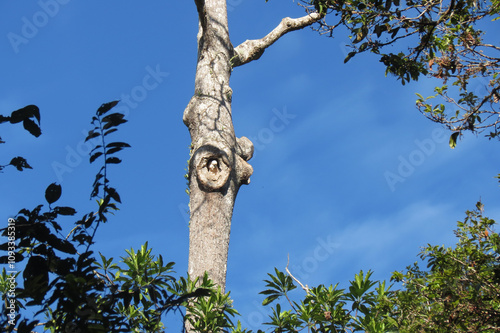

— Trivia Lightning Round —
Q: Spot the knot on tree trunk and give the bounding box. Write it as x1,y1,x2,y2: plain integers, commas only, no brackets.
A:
236,136,254,185
236,136,254,161
193,145,232,191
236,157,253,185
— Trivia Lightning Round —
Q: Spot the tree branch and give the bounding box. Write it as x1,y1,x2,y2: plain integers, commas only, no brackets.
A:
231,13,323,68
286,254,310,294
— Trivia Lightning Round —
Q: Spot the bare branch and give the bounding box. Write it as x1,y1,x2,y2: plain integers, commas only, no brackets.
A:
232,13,323,68
286,254,310,294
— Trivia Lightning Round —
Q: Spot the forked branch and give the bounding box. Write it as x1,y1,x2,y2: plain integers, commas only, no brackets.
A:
232,13,323,67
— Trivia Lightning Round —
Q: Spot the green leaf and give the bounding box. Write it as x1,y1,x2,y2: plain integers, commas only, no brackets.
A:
449,132,459,149
344,51,356,63
353,26,368,44
262,294,280,306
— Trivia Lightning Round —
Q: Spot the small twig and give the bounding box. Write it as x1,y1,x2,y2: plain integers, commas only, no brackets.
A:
94,269,114,286
65,211,98,240
286,254,310,294
65,225,79,240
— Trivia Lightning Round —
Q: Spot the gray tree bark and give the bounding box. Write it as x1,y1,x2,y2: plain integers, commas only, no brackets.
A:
184,0,254,291
185,0,322,292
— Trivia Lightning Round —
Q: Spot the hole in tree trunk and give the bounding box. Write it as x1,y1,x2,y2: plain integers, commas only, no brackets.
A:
207,158,219,174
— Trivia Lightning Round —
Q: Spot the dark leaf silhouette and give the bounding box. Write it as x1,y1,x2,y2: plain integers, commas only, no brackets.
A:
23,255,49,303
10,105,40,125
46,235,77,254
90,145,102,155
97,100,119,116
106,142,130,155
25,104,41,124
10,109,26,124
85,130,100,142
15,319,38,333
106,147,123,155
84,214,96,228
90,151,103,164
53,206,77,216
104,128,118,136
102,113,127,129
23,118,42,137
31,223,52,243
93,173,104,187
106,142,131,148
45,183,62,205
106,157,121,164
51,257,75,276
0,100,140,331
91,182,101,198
106,187,122,203
10,156,32,171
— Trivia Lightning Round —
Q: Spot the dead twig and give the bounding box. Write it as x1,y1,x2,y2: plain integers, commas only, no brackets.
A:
286,254,310,294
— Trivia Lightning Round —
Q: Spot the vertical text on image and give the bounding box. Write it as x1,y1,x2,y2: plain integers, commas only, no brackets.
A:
5,218,18,326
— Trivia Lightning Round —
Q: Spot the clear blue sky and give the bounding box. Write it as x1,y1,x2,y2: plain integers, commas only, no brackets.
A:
1,1,499,330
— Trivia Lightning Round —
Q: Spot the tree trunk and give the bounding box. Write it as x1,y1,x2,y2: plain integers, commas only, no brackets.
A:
184,0,254,291
184,0,321,293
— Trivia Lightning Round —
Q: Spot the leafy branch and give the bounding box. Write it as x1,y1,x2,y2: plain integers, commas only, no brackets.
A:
297,0,500,145
260,266,395,332
0,105,41,172
0,101,225,332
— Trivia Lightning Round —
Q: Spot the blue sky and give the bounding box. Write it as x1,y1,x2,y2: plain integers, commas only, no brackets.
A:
1,1,499,330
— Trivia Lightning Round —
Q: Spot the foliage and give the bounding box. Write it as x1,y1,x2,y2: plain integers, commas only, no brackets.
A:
254,203,500,333
178,273,240,332
259,268,396,332
300,0,500,145
0,101,129,332
1,102,500,333
2,2,499,332
0,102,212,332
0,105,41,172
391,201,500,332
